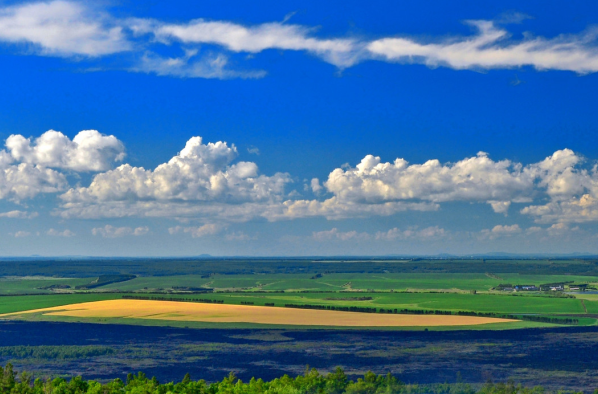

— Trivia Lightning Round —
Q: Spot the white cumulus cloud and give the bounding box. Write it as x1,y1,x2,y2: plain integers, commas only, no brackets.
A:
58,136,291,221
0,156,67,201
479,224,522,239
47,228,75,237
0,129,125,202
310,178,323,194
317,152,532,215
521,150,598,223
168,223,222,238
285,149,598,223
225,231,254,241
312,228,370,241
0,210,38,219
375,226,447,241
6,129,125,171
92,225,149,238
489,201,511,215
275,198,438,221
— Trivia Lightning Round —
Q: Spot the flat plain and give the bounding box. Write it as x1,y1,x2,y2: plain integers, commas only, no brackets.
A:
2,258,598,391
1,258,597,330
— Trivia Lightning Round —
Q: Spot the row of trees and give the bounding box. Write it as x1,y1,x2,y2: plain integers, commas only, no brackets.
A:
285,304,378,313
119,296,579,325
122,296,224,304
454,311,579,325
283,304,579,325
0,364,578,394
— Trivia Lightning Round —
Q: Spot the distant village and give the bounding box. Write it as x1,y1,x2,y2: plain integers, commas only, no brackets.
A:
494,282,592,292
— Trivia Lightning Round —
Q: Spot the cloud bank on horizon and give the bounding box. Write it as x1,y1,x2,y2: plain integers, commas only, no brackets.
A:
1,1,598,78
2,130,598,231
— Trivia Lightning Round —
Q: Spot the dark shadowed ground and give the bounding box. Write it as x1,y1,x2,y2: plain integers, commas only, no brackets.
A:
1,321,598,390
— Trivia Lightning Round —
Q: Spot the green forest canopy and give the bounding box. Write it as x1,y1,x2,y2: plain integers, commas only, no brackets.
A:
0,363,586,394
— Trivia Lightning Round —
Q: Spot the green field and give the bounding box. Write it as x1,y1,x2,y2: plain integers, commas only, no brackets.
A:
98,275,211,291
0,294,120,314
261,273,598,292
3,291,592,330
131,291,587,314
0,290,589,316
2,258,598,330
0,277,92,294
172,272,598,292
6,272,598,294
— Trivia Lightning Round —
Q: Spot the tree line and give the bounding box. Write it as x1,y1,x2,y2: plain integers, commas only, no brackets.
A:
0,363,585,394
122,296,224,304
283,304,579,325
120,296,579,325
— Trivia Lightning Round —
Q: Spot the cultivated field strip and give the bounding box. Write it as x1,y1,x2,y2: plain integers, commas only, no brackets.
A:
0,299,517,327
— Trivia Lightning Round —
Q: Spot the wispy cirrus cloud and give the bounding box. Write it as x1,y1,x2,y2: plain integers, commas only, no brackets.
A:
1,1,598,78
368,20,598,74
128,17,362,68
0,0,130,57
132,50,266,79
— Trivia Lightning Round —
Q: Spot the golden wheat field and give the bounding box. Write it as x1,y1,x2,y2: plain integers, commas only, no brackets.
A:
0,299,517,327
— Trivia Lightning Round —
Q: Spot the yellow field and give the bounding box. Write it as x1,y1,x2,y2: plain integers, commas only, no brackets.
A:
0,299,517,327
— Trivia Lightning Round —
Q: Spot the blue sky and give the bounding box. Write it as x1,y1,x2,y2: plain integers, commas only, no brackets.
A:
0,0,597,256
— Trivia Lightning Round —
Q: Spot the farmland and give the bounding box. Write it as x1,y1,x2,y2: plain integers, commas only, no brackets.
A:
0,294,121,314
1,258,598,329
0,290,594,330
5,272,598,294
1,299,516,327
